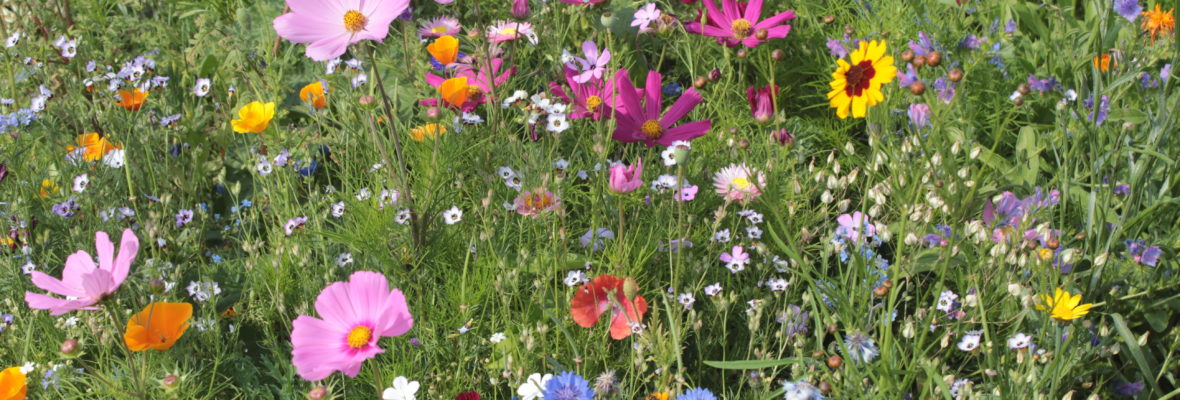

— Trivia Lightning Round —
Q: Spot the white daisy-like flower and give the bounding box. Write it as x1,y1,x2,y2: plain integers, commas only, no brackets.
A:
546,114,569,133
704,283,722,297
661,147,678,166
379,189,399,208
381,376,420,400
767,278,789,292
356,187,372,201
1007,333,1032,350
745,225,763,239
713,229,732,243
497,166,516,180
504,176,523,191
351,73,368,88
193,78,211,97
102,149,125,169
72,174,89,193
395,209,412,225
564,270,588,287
517,373,553,400
936,290,959,313
335,252,353,267
256,158,273,176
329,201,346,218
442,206,463,225
490,332,507,343
677,292,695,309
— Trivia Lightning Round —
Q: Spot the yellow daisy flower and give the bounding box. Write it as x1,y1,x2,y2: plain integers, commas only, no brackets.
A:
827,40,897,119
1036,288,1094,322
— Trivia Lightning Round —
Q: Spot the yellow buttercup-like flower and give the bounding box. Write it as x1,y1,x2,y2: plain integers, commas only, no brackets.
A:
827,40,897,119
231,101,275,134
1036,288,1094,322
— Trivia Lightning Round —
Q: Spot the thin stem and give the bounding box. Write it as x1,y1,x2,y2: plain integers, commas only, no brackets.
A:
366,41,425,249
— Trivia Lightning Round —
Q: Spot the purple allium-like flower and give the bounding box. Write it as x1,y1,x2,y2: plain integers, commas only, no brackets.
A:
1141,72,1160,89
1114,183,1130,196
908,31,936,57
897,64,920,88
1113,0,1142,22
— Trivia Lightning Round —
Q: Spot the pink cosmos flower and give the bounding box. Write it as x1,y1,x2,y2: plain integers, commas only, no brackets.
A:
611,70,711,147
685,0,796,48
836,211,876,243
419,16,462,38
291,271,413,381
550,66,616,120
608,159,644,194
674,185,699,202
514,189,560,217
273,0,411,61
747,84,778,123
25,229,139,315
424,58,517,111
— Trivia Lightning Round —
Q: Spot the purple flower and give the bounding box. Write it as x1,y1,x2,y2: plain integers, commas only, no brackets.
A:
1004,19,1017,33
897,64,920,88
908,103,930,130
1126,239,1162,266
284,216,308,236
1087,95,1111,126
1113,380,1145,396
934,77,956,104
1113,0,1142,23
959,34,983,50
579,228,615,252
175,209,194,227
1113,183,1130,196
1027,74,1059,92
924,224,953,247
1162,64,1172,83
52,198,79,218
1141,72,1160,89
908,31,936,57
826,38,848,58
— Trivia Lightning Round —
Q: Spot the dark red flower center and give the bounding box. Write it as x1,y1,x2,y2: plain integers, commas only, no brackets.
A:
843,60,876,97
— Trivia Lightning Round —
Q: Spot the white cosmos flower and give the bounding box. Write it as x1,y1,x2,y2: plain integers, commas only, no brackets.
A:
381,376,420,400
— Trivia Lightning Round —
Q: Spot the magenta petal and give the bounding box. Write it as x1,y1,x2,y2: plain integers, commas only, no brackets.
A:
643,70,663,120
305,33,351,62
660,88,703,127
721,0,742,21
425,72,446,88
756,10,796,29
704,0,732,26
659,120,712,145
614,71,645,127
744,0,765,21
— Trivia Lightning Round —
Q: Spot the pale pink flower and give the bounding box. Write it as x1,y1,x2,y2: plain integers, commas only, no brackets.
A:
608,159,644,194
25,229,139,315
273,0,411,61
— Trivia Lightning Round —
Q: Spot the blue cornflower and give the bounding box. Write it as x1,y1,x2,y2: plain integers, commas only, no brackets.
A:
1113,0,1142,22
677,387,717,400
542,371,594,400
844,332,879,363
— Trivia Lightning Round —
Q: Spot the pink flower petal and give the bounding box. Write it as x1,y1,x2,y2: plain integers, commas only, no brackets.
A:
305,33,352,62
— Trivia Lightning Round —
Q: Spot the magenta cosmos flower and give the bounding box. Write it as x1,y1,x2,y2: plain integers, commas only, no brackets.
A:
612,70,711,147
608,159,644,194
424,58,516,111
291,270,413,381
273,0,411,61
685,0,796,48
550,66,614,120
26,229,139,315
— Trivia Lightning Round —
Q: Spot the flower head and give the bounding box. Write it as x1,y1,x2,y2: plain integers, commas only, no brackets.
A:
382,376,420,400
66,132,121,162
427,35,460,66
542,371,594,400
827,40,897,119
410,123,446,141
231,101,275,133
844,331,879,363
747,84,778,123
712,163,765,203
611,70,711,147
116,88,148,111
676,387,717,400
684,0,796,48
25,229,139,315
300,80,329,108
291,271,413,381
514,189,560,217
124,302,192,351
419,16,461,37
570,275,648,339
1142,4,1175,42
1036,288,1094,322
517,373,554,400
273,0,411,61
609,159,644,193
0,366,26,400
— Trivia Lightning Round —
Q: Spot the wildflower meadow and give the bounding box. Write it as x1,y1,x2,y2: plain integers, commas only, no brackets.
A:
0,0,1178,398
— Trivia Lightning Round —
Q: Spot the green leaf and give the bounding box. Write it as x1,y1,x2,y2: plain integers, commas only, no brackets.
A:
704,358,815,370
1111,313,1164,395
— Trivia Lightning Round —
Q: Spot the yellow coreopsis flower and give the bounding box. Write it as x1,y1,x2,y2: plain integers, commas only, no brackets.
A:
231,101,275,134
827,40,897,119
646,392,670,400
1036,288,1094,322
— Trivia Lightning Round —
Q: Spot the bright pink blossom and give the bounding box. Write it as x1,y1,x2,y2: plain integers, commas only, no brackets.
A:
25,229,139,315
291,271,413,381
424,58,516,111
611,70,711,147
685,0,796,48
273,0,411,61
608,159,644,194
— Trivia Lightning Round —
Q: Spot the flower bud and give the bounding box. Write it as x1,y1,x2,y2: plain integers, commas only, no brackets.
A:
309,386,328,400
60,339,78,354
925,51,941,67
948,68,963,82
771,49,785,61
708,68,722,82
512,0,530,19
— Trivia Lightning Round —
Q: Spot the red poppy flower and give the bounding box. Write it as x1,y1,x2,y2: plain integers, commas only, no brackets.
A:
570,275,648,340
455,391,481,400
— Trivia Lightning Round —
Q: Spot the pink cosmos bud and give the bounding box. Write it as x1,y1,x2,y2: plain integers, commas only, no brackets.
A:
771,129,794,147
512,0,530,19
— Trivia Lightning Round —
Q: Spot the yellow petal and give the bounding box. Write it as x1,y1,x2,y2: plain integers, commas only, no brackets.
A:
851,95,868,118
865,40,886,63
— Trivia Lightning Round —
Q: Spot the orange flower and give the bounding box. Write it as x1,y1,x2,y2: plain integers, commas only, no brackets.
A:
116,88,149,111
0,366,26,400
570,275,648,340
438,77,470,108
1092,53,1113,72
426,35,459,66
300,80,328,109
409,123,446,141
1142,5,1175,42
124,302,193,351
66,132,121,162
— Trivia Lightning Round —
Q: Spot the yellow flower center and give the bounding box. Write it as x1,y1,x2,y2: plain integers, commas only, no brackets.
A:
641,120,663,139
466,85,482,97
731,19,753,38
730,177,751,189
343,10,368,34
500,27,518,36
585,95,603,110
1037,248,1054,262
431,26,448,34
346,325,372,349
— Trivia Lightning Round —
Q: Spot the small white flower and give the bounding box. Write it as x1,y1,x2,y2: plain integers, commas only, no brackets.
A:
103,149,125,168
329,201,346,218
661,147,678,166
20,362,35,375
497,166,516,180
745,225,763,239
381,376,420,400
351,73,368,88
517,373,553,400
356,187,372,201
442,206,463,225
545,114,569,133
704,283,722,297
336,252,354,267
325,58,342,74
186,281,222,302
553,158,570,171
677,292,695,309
563,270,588,287
395,209,411,225
490,332,507,343
64,316,80,327
936,290,959,313
957,330,982,352
767,278,789,292
193,78,211,97
713,229,731,243
379,189,399,208
4,31,20,48
72,174,89,193
256,158,273,176
504,176,523,191
1007,333,1032,350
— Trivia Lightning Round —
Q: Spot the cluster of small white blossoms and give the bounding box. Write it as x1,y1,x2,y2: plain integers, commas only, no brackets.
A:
502,90,571,134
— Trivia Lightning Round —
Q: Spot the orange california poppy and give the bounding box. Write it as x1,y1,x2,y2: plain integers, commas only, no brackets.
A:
1092,53,1112,72
300,80,328,109
439,77,471,108
124,302,193,351
66,132,121,162
116,88,149,111
0,366,26,400
570,275,648,340
427,35,459,66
